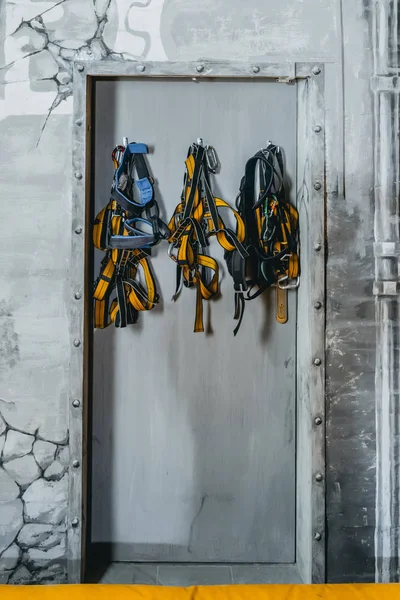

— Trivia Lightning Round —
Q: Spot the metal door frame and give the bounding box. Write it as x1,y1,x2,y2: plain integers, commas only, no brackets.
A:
69,60,326,584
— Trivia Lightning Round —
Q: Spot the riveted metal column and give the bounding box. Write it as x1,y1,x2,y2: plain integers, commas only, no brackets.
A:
308,64,326,584
295,62,326,584
372,0,400,584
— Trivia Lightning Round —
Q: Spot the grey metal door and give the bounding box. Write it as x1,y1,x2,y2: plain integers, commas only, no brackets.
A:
91,78,297,563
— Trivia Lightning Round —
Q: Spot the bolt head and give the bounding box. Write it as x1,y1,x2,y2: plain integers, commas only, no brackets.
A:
74,292,82,300
314,532,322,541
314,416,322,426
76,118,83,127
314,181,322,191
252,65,260,74
137,64,145,72
314,358,322,366
72,399,81,408
196,64,204,73
77,64,84,73
315,473,323,482
75,226,83,235
314,301,322,310
71,518,79,528
75,172,83,180
312,66,321,76
73,339,81,348
314,125,322,133
314,242,322,252
72,460,80,468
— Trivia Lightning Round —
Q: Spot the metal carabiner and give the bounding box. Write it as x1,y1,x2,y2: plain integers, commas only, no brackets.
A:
205,145,219,173
278,276,300,290
111,145,125,169
167,243,178,262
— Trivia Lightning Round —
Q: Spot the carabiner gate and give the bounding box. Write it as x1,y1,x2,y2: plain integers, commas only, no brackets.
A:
206,145,219,173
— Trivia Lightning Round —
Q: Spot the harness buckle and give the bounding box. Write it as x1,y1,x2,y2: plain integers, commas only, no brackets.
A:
234,283,247,294
278,276,300,290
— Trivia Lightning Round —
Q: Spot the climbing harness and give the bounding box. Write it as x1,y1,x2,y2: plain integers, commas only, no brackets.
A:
167,139,248,332
93,138,297,335
93,139,168,329
225,142,300,335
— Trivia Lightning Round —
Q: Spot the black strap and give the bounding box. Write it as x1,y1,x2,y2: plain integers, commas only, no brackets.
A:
233,293,245,337
183,146,204,221
225,144,292,334
132,152,150,181
115,276,127,328
225,247,248,336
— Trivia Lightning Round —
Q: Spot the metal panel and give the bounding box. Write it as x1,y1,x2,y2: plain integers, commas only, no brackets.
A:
91,77,297,563
296,65,326,584
69,64,90,583
71,60,327,582
373,0,400,583
83,60,296,80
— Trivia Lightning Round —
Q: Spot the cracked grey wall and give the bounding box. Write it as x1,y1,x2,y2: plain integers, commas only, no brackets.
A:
0,0,384,585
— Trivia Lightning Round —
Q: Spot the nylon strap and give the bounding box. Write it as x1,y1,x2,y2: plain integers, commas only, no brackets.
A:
168,142,247,332
93,144,161,329
225,142,300,334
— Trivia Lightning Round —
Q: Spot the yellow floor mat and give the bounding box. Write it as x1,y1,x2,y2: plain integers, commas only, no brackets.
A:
0,584,399,599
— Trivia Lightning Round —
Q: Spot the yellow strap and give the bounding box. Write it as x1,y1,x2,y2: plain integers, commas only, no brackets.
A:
197,255,219,299
168,153,247,332
214,198,246,242
93,206,107,250
109,299,119,324
94,298,108,329
127,256,157,311
260,198,300,290
288,254,299,278
276,284,288,325
94,258,115,301
93,200,119,251
194,283,204,333
177,225,195,268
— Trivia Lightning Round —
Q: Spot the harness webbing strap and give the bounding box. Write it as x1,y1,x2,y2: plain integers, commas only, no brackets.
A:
93,247,159,329
225,142,300,335
93,142,162,329
168,142,247,332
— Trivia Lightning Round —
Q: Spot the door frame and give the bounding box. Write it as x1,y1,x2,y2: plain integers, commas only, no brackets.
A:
69,60,327,584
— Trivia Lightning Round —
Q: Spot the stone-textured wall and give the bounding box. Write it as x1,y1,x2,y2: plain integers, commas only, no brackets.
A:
0,0,391,585
0,412,68,584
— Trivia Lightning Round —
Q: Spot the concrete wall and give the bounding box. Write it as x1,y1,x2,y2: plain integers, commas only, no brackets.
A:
0,0,394,585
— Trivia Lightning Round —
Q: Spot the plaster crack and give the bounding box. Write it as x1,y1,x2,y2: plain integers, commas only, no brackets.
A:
8,0,69,38
0,50,44,72
187,494,208,554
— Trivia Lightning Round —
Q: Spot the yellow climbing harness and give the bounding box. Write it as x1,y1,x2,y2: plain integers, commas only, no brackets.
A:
225,143,300,333
167,142,248,332
93,142,166,329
